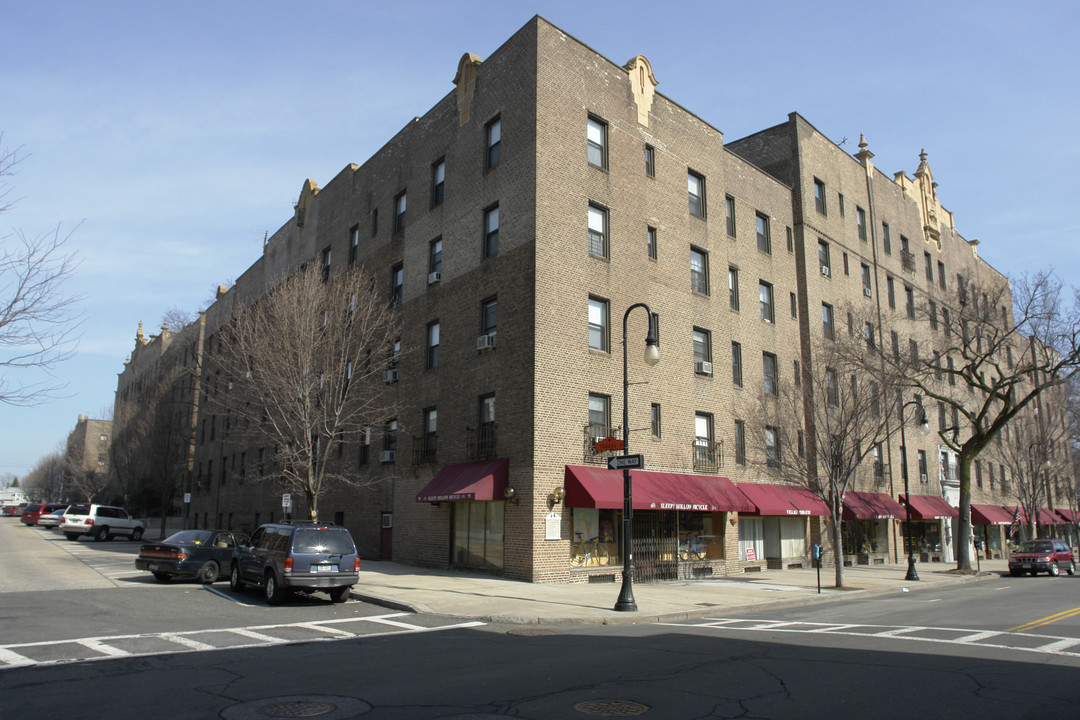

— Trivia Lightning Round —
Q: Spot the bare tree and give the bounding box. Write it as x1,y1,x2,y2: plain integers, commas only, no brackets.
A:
25,450,66,502
0,135,83,406
872,271,1080,571
748,330,896,587
206,263,403,522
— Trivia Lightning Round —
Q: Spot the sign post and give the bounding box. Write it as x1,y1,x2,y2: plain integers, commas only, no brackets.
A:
282,493,292,521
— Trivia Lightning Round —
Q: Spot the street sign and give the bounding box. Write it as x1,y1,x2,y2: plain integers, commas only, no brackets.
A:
593,436,625,452
282,493,292,511
608,454,644,471
183,493,191,504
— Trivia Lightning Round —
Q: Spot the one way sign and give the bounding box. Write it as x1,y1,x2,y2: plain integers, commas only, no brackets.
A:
608,454,644,471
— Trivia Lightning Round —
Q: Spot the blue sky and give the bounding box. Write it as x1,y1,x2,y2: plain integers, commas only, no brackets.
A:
2,0,1078,478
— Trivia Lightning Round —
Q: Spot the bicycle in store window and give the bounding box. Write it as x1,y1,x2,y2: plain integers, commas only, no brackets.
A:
570,532,610,568
679,531,707,561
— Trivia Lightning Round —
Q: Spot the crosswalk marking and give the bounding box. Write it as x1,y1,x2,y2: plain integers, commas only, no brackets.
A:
660,617,1080,657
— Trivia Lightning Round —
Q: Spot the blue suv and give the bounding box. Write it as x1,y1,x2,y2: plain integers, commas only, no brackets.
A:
229,522,359,604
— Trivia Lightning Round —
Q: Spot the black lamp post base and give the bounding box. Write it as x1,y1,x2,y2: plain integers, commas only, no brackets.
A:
905,554,920,581
614,573,637,611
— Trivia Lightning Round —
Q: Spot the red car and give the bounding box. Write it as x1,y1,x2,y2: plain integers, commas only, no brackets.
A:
1008,538,1076,577
20,503,68,526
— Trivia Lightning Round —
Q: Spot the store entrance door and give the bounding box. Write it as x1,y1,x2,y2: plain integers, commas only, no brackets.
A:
632,510,678,582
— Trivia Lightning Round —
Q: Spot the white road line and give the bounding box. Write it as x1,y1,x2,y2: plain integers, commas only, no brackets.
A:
0,648,32,667
295,623,356,637
78,639,129,657
876,627,926,637
161,634,217,651
228,629,282,642
354,617,425,630
951,631,1002,643
1035,638,1080,653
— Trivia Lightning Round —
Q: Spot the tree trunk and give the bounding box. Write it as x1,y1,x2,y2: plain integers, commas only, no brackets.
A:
956,452,973,571
832,515,845,588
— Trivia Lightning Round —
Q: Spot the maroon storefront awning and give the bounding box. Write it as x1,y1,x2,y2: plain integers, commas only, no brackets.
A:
843,491,906,520
738,483,830,516
1035,508,1062,526
564,465,755,513
1056,508,1079,523
900,494,959,520
415,458,509,502
971,503,1014,525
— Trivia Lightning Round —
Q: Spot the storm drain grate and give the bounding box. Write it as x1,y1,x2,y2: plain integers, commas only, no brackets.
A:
574,700,650,716
258,700,337,717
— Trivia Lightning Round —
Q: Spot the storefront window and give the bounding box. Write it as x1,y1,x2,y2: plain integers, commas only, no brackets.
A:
738,516,764,561
678,512,723,561
842,519,889,555
570,508,620,568
900,521,942,554
451,501,504,571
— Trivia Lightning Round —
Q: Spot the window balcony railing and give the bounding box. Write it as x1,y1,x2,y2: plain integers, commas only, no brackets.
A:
584,424,621,465
693,437,723,473
413,433,437,466
467,423,497,460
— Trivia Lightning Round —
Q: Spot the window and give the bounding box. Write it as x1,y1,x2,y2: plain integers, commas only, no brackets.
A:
882,221,891,255
588,394,610,434
644,144,655,177
826,368,839,406
887,276,896,309
870,382,880,417
838,193,845,216
856,207,867,241
928,300,938,330
694,413,715,469
371,207,378,237
909,338,919,366
390,263,403,305
431,159,445,207
938,261,946,291
429,238,442,275
861,263,872,296
891,331,900,360
942,307,951,336
918,450,928,482
588,204,608,258
688,171,705,217
759,281,774,323
483,205,499,258
588,297,609,352
393,191,406,233
421,408,438,463
763,352,778,396
933,350,942,379
728,266,739,310
794,359,801,387
873,444,884,477
479,394,496,446
818,240,831,275
485,117,501,169
426,321,440,370
587,116,607,168
693,328,712,373
384,420,398,455
651,403,661,438
732,341,743,387
947,356,956,386
756,213,771,254
725,195,736,237
691,247,709,294
321,246,332,282
481,297,497,338
786,227,793,253
349,226,359,265
765,426,780,468
938,401,947,432
924,252,934,283
647,226,657,260
843,252,849,275
864,322,875,349
822,302,835,340
790,291,798,319
734,420,746,465
813,178,826,214
905,285,914,318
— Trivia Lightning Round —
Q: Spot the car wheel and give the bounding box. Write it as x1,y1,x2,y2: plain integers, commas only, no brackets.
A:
153,572,171,583
198,560,220,584
1049,562,1060,577
65,533,79,541
1068,561,1076,576
229,564,246,592
131,527,144,541
329,586,351,604
94,526,110,542
265,572,286,605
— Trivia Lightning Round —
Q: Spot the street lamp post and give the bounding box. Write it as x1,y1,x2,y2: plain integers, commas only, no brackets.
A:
899,396,929,582
614,303,660,612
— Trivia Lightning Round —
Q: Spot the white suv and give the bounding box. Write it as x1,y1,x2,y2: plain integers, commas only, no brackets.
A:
60,504,144,542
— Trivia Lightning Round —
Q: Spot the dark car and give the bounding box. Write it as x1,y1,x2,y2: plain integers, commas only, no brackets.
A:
136,530,249,584
1008,538,1076,577
229,522,359,605
1,505,19,516
20,503,68,526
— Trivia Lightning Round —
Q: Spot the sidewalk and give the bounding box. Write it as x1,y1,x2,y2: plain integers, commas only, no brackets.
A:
351,558,1008,625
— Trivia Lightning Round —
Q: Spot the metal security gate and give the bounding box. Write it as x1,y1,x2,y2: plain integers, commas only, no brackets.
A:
631,510,678,582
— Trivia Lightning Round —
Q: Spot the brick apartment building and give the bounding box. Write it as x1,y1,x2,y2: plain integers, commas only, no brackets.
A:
65,414,113,500
130,16,1073,582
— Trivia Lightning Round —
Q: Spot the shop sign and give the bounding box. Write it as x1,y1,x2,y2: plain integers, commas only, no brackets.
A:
656,502,717,511
745,548,757,561
545,511,561,540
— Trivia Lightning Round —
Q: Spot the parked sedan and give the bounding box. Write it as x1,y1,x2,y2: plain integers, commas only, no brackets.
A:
1008,538,1076,576
135,530,249,584
36,507,68,529
21,503,68,526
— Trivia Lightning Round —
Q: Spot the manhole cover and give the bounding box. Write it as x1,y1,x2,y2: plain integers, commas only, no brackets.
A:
574,700,650,717
259,700,336,717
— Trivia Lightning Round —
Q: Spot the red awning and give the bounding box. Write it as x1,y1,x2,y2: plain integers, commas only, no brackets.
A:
1035,508,1062,526
738,483,830,516
843,491,906,520
564,465,755,513
1056,508,1079,523
415,458,509,502
900,494,959,520
970,503,1014,525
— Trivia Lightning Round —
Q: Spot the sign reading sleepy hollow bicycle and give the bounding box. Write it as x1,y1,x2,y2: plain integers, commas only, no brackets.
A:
607,454,644,471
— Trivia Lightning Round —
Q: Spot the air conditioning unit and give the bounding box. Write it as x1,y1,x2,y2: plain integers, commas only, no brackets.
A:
380,450,396,463
821,266,830,277
920,473,928,483
428,272,441,285
383,368,398,383
863,287,872,297
362,428,371,446
476,333,496,351
695,361,713,376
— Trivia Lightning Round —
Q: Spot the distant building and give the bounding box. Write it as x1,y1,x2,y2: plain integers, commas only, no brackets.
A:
65,414,113,501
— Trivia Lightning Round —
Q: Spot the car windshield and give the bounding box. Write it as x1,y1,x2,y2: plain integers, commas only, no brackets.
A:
67,504,91,515
163,530,214,546
1017,542,1054,554
292,529,355,554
